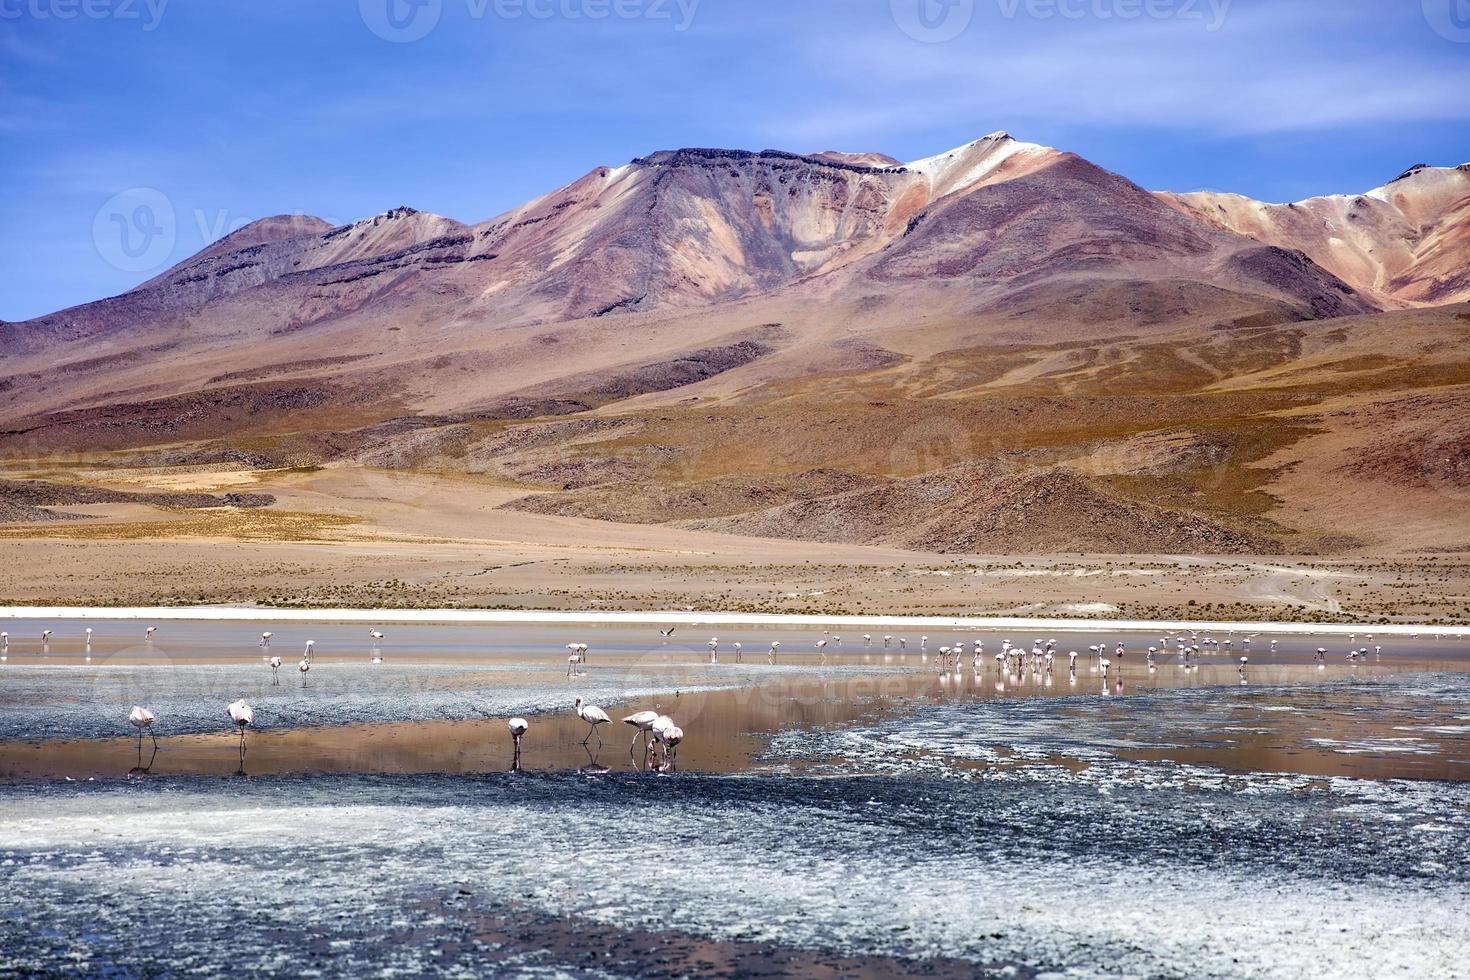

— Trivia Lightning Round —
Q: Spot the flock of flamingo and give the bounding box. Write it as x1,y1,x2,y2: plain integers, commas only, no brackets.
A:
0,621,1429,777
0,624,687,774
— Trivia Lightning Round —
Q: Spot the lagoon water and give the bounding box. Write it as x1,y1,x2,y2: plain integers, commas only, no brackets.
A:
1,619,1467,976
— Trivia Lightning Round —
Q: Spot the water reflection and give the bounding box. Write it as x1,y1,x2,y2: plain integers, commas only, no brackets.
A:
127,741,158,778
0,618,1467,783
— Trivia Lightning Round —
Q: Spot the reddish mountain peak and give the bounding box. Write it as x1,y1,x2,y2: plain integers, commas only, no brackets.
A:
809,150,905,169
630,147,908,174
1157,160,1470,308
215,213,332,248
131,214,332,292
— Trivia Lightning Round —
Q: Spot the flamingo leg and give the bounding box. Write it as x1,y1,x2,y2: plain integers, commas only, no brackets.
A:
630,729,651,766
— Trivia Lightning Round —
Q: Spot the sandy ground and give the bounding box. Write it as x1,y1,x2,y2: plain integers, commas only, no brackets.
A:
1,467,1468,624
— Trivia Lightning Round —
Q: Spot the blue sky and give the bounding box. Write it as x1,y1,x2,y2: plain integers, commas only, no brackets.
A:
2,0,1468,321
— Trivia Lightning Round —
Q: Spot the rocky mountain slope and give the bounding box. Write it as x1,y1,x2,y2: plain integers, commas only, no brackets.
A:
1157,163,1470,308
2,133,1467,555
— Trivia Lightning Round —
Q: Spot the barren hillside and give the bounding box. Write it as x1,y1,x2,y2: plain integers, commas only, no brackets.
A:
3,134,1467,556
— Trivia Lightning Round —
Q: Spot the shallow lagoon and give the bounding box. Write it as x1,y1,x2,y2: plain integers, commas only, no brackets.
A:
1,620,1467,976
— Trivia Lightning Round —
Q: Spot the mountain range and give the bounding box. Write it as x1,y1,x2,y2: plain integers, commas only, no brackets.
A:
3,132,1468,555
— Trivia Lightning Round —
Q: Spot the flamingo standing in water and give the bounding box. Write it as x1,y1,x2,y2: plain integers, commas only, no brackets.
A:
41,629,53,645
269,656,282,684
1238,656,1249,681
227,699,253,766
732,641,742,663
708,638,719,663
574,697,610,745
84,628,93,645
0,631,6,662
650,715,683,771
259,632,273,649
303,640,316,661
660,724,684,770
884,635,893,649
768,641,780,663
508,717,529,768
145,627,157,640
623,710,660,763
298,657,311,686
128,706,157,747
369,628,385,643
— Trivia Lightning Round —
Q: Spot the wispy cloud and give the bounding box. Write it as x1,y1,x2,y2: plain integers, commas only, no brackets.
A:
764,1,1470,147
